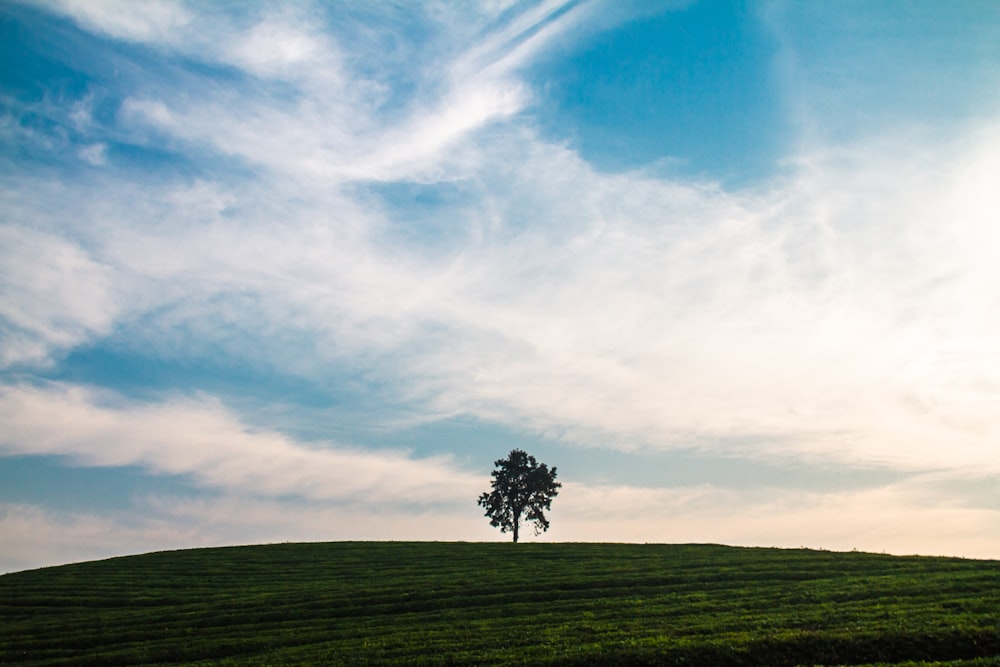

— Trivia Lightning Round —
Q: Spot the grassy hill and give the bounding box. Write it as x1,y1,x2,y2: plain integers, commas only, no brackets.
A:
2,542,999,666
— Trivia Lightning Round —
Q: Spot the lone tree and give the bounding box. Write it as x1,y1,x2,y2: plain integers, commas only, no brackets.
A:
478,449,561,542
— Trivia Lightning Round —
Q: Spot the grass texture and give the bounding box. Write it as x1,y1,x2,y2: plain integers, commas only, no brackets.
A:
2,542,999,665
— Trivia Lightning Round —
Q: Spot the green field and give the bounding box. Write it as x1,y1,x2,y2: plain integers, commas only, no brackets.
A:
2,542,999,666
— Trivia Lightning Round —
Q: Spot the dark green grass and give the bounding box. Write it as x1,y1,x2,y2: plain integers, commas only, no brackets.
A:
2,542,999,666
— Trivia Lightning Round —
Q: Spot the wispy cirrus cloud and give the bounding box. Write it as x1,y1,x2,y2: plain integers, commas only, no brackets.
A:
43,0,587,184
33,0,192,43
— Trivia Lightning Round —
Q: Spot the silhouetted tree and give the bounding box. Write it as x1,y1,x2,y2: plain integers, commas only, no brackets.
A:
478,449,561,542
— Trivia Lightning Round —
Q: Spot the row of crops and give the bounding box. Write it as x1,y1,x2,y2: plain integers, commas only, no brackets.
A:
2,541,999,665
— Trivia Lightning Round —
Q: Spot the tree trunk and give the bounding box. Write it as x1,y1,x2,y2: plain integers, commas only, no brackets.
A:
512,521,519,543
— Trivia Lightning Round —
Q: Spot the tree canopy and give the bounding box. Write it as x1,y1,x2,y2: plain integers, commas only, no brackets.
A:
478,449,561,543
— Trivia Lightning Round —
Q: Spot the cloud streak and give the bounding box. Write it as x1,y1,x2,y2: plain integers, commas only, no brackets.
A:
0,382,481,506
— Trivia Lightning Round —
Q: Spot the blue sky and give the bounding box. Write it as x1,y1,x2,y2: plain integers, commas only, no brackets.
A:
2,0,1000,572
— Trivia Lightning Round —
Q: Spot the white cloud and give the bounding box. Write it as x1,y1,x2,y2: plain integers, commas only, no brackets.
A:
7,110,1000,475
365,119,1000,474
0,226,118,368
77,142,107,165
0,382,482,506
448,0,583,80
103,2,594,184
34,0,192,43
31,0,344,95
223,15,331,79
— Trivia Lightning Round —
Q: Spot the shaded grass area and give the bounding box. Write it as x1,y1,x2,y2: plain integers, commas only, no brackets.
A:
2,542,999,665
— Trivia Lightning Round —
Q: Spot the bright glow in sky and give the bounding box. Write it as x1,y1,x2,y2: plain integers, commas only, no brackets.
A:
2,0,1000,573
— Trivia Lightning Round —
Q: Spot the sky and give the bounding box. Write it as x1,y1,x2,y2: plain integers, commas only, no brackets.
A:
2,0,1000,573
